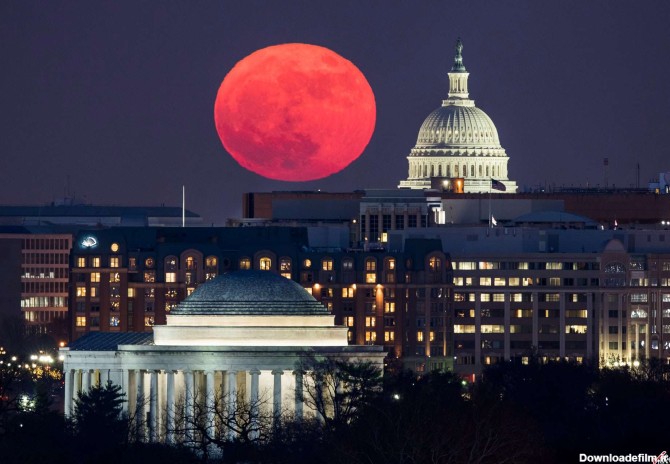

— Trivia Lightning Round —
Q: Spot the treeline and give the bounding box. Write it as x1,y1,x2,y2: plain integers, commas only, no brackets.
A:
1,357,669,463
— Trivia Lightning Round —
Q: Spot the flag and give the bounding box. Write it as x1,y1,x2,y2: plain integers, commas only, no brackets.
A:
491,179,506,191
491,216,497,226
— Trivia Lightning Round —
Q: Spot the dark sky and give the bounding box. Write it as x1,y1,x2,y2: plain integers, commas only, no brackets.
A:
2,1,670,224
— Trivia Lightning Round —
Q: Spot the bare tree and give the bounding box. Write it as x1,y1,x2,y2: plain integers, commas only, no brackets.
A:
297,354,382,429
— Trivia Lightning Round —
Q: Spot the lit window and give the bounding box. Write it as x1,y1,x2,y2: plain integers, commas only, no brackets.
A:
303,259,312,268
145,316,154,327
386,258,396,270
90,286,97,298
322,258,333,271
365,316,376,327
145,257,154,268
429,257,441,271
110,272,120,283
429,331,435,342
185,256,195,270
493,277,506,286
128,288,136,298
417,331,424,342
110,256,120,268
166,272,177,283
344,316,355,327
206,272,217,281
110,243,119,252
90,272,101,283
144,271,155,283
365,259,376,271
76,287,87,297
280,258,292,272
77,257,86,268
110,316,120,327
365,331,377,342
384,302,395,313
259,257,272,271
76,316,86,327
384,331,395,342
239,258,251,270
165,257,178,271
366,273,377,284
205,256,217,268
342,259,353,271
342,287,355,298
187,287,195,296
92,257,101,268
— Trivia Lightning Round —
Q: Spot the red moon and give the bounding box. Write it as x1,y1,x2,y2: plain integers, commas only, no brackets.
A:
214,43,376,181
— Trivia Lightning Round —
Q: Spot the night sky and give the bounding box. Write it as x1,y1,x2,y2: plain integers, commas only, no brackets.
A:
2,1,670,224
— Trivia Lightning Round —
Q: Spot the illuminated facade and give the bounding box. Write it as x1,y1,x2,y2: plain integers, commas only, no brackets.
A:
398,39,517,193
69,226,452,372
0,230,72,337
61,271,385,443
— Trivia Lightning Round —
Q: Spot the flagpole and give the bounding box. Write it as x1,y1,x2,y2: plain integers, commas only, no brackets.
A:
182,185,185,228
488,179,492,228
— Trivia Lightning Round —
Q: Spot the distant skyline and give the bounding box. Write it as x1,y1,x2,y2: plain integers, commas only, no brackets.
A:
2,1,670,224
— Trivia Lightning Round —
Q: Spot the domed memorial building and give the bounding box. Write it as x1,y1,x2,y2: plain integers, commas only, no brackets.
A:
61,271,384,442
398,39,517,193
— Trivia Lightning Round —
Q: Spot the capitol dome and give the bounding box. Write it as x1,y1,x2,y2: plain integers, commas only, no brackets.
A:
171,270,327,316
398,39,517,193
415,105,500,148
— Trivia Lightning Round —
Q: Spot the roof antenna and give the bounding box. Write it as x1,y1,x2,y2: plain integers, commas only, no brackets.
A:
182,185,186,227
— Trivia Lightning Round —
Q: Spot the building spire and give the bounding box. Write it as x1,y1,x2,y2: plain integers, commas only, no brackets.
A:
451,37,466,72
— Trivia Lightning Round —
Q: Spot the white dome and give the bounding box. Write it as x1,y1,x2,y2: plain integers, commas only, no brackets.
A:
415,104,501,149
398,38,517,193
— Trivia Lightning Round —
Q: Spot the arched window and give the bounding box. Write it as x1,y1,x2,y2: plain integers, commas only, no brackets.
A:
259,257,272,271
429,256,442,271
470,165,475,177
185,256,196,270
205,256,217,268
447,165,451,177
486,166,490,177
239,258,251,270
479,165,483,176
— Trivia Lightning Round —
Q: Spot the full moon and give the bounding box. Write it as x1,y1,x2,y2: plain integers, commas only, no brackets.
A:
214,43,376,181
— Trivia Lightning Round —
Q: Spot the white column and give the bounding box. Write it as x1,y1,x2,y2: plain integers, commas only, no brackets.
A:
249,369,260,439
293,370,303,421
165,371,175,445
227,371,238,440
205,370,215,440
136,370,145,442
64,369,74,417
184,370,194,443
121,369,131,416
149,371,158,442
81,369,91,392
272,370,283,420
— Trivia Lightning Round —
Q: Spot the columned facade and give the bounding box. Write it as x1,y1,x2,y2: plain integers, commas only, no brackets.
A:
61,271,385,443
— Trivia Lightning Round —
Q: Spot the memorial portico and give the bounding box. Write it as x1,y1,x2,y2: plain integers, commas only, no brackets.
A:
61,271,385,442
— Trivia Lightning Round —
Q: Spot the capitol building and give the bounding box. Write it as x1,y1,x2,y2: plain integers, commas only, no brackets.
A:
399,39,517,193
